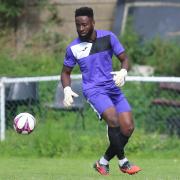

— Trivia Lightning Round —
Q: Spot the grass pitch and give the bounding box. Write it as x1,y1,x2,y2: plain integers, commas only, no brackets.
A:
0,157,179,180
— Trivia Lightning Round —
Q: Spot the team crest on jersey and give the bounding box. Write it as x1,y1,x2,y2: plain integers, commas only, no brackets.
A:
71,42,92,60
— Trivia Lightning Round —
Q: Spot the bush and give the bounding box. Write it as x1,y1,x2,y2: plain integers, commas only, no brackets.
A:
145,38,180,76
0,51,63,76
119,19,180,76
0,0,24,26
1,119,180,158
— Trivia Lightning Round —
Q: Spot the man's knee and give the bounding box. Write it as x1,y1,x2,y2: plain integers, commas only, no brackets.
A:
118,112,134,136
121,124,134,137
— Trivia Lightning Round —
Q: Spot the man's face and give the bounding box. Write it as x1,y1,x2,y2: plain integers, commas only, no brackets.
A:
75,16,95,41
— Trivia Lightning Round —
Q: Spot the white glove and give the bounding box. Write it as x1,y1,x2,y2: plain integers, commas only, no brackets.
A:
63,86,79,107
111,69,127,87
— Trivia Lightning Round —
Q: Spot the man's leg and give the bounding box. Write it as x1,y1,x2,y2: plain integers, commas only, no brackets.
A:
101,112,133,163
87,92,140,175
117,112,141,175
117,112,134,159
86,92,118,175
93,88,141,175
94,107,120,175
99,112,141,175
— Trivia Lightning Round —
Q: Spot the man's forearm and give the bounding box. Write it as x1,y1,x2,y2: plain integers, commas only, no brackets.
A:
61,72,71,88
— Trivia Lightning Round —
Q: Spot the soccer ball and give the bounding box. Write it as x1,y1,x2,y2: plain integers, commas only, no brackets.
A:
13,112,36,134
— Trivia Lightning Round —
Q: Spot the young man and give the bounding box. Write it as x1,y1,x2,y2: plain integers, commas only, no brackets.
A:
61,7,141,175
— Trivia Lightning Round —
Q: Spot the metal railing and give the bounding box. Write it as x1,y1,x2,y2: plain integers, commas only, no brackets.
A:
1,75,180,141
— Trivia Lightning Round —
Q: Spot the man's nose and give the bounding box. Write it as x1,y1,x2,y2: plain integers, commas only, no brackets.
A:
80,25,84,31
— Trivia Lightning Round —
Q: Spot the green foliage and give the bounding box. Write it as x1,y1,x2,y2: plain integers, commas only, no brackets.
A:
119,17,152,66
122,82,156,130
119,18,180,76
0,51,63,76
0,0,24,18
0,0,25,28
145,38,180,76
1,118,180,158
0,0,47,28
0,16,179,76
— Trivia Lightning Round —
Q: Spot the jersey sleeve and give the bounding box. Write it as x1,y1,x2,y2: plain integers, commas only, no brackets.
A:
63,46,77,68
110,32,125,56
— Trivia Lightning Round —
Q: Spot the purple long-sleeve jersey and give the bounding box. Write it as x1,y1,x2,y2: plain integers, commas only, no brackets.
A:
64,30,125,92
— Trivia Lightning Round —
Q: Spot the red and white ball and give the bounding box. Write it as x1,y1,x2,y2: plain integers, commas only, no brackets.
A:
13,112,36,134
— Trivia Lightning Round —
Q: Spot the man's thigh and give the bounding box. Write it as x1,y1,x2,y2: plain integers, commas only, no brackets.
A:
115,96,132,113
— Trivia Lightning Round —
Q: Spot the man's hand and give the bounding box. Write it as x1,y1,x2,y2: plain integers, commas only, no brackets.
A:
111,69,127,87
63,86,79,107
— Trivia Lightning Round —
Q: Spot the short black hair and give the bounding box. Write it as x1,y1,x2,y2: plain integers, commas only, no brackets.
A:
75,7,94,18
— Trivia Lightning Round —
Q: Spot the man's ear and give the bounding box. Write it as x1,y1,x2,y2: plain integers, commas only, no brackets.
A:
92,19,95,26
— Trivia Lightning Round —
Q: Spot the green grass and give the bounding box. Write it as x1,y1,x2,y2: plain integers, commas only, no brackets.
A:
0,157,179,180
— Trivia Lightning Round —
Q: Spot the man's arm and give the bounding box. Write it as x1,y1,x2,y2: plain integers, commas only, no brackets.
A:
61,65,79,107
61,65,73,88
117,52,129,70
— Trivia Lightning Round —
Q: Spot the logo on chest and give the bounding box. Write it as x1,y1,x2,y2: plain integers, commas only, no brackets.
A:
71,42,92,60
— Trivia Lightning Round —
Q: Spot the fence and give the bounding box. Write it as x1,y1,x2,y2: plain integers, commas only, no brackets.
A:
1,75,180,141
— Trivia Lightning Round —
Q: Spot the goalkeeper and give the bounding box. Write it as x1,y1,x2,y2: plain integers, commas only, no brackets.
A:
61,7,141,175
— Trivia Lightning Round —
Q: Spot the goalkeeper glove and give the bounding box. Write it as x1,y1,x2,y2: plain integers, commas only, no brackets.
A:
111,69,127,87
63,86,79,107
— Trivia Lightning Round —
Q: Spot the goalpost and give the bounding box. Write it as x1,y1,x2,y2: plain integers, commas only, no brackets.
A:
0,75,180,141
